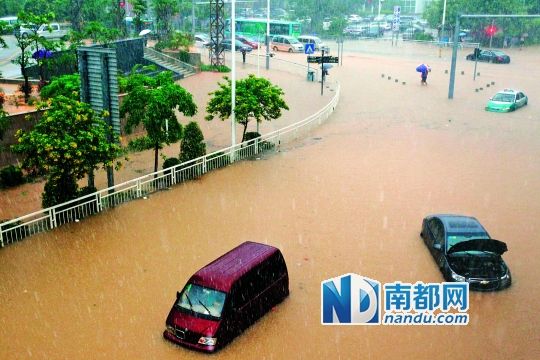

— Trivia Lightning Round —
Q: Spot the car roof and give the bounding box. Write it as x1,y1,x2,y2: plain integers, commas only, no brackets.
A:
428,214,487,234
189,241,280,292
497,89,522,94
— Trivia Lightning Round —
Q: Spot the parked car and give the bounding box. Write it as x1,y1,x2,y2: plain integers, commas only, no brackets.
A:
236,35,259,49
485,89,528,112
271,35,303,52
0,16,17,34
466,49,510,64
17,23,70,39
348,14,362,23
221,39,253,52
297,35,329,52
402,27,425,40
195,34,210,48
163,241,289,352
420,214,511,291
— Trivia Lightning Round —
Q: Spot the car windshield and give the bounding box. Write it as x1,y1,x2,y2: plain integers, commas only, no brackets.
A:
288,38,300,44
446,232,490,250
492,93,515,102
176,283,227,319
492,50,505,56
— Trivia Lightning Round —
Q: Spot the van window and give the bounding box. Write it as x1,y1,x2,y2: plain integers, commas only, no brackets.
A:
177,283,227,320
231,252,286,308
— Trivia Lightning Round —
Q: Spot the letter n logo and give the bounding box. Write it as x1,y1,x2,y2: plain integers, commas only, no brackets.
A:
321,273,380,325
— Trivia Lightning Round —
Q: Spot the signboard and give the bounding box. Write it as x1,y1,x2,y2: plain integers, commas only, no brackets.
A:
392,6,401,32
307,56,339,64
304,43,315,55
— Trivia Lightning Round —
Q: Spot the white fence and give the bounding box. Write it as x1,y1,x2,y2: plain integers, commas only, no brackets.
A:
0,83,340,247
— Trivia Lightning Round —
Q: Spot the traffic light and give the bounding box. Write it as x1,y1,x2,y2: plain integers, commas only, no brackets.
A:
485,25,497,37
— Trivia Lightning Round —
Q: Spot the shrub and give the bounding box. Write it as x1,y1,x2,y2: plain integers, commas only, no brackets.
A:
42,175,79,208
27,96,38,106
40,74,81,101
0,110,9,140
127,136,155,152
154,41,168,52
180,122,206,163
200,64,231,72
0,165,24,188
163,157,181,170
0,92,5,108
244,132,261,142
414,32,434,41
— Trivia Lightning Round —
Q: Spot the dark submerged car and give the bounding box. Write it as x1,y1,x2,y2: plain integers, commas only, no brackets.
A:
420,214,511,291
466,49,510,64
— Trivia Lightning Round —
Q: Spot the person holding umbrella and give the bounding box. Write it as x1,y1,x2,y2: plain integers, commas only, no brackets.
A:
416,63,431,86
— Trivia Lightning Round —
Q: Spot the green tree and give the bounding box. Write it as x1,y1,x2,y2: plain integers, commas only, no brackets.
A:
168,31,194,51
206,74,289,142
83,21,121,44
180,121,206,163
132,0,148,33
40,73,80,100
120,70,197,173
13,96,122,207
152,0,179,39
0,110,9,141
13,11,55,102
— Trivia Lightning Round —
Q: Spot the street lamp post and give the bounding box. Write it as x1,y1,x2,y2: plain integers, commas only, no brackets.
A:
378,0,383,18
231,0,236,160
266,0,270,70
439,0,447,58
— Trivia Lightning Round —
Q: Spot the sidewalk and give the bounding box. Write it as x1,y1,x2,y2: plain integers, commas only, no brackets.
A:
0,56,336,220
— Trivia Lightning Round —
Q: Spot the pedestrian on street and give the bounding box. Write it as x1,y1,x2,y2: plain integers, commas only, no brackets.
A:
241,48,247,64
416,64,431,86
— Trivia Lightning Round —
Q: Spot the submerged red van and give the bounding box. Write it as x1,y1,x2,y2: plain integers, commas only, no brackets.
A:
163,241,289,352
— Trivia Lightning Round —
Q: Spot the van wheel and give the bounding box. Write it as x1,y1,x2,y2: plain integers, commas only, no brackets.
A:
288,48,293,53
273,46,278,52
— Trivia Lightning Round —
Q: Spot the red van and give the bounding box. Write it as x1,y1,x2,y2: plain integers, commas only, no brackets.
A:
163,241,289,352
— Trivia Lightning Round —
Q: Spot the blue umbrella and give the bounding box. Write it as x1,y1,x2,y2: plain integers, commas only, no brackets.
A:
416,64,428,73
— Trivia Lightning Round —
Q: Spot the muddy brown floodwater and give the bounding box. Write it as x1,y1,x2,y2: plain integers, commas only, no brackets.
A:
1,42,540,359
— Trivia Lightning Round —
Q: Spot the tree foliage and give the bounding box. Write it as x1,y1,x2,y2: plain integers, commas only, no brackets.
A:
13,96,122,207
120,70,197,173
152,0,179,40
180,121,206,163
40,73,80,101
83,21,121,44
424,0,539,44
206,75,289,142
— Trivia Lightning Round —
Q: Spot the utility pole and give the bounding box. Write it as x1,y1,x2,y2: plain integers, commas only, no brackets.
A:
266,0,270,70
231,0,236,161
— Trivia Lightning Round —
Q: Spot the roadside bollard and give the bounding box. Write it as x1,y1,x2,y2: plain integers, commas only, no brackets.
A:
479,87,483,91
461,71,465,75
477,72,480,76
402,82,406,85
491,81,495,85
382,74,385,78
395,79,398,83
388,76,391,80
475,89,479,92
445,69,449,74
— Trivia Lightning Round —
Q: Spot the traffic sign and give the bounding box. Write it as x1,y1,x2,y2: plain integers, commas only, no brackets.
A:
304,43,315,55
307,55,339,64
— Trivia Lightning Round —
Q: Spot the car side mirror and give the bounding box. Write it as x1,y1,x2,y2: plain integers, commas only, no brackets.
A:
433,243,442,251
489,97,492,100
176,291,181,299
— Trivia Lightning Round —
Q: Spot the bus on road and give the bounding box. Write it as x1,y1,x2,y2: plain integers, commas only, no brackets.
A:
226,18,302,39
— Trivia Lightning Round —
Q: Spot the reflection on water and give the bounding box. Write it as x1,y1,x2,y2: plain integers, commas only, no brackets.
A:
1,46,540,359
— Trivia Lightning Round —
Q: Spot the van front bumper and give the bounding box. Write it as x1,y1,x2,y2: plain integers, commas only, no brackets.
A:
163,329,217,353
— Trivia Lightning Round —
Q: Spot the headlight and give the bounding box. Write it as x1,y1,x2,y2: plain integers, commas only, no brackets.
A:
198,337,217,346
451,272,466,282
166,325,174,334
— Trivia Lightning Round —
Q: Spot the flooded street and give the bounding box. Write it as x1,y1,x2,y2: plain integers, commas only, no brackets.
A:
1,42,539,359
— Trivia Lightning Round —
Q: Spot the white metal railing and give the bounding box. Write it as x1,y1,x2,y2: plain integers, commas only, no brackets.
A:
0,83,340,247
